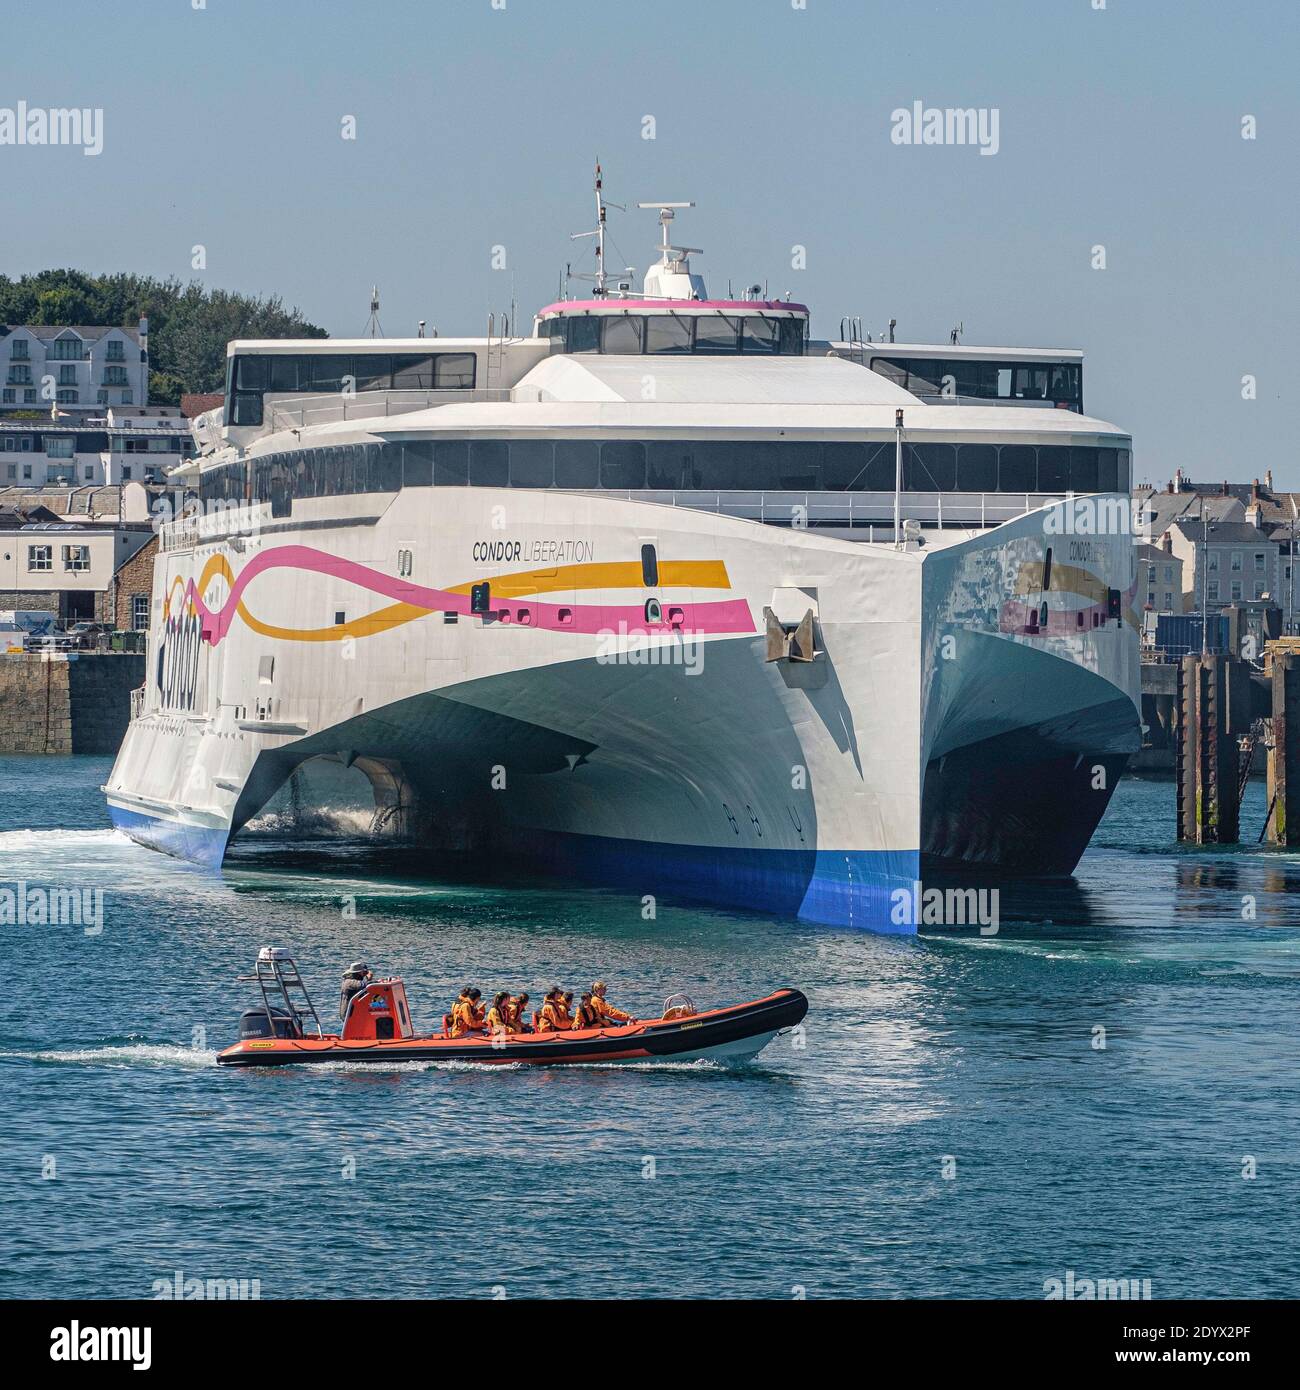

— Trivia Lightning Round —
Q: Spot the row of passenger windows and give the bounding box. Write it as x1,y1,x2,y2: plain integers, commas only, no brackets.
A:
201,439,1132,512
224,352,477,427
538,313,807,356
871,357,1082,409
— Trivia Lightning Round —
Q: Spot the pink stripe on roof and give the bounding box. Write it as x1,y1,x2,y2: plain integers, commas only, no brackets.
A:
535,299,809,317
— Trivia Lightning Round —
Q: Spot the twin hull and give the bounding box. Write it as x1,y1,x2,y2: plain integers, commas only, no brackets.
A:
105,488,1141,932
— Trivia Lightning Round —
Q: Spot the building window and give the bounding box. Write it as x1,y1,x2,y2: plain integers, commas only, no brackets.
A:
28,545,52,571
120,390,132,404
58,364,77,386
22,463,32,479
46,436,74,458
121,465,132,480
1207,553,1218,571
84,465,94,480
1231,580,1242,600
23,389,36,403
1164,591,1173,608
1209,580,1220,601
106,340,125,362
132,594,149,630
97,389,108,405
48,337,85,361
1255,552,1265,570
1,389,12,404
103,366,129,387
7,365,32,385
11,339,28,360
5,464,15,480
1231,552,1242,571
1163,565,1173,581
62,545,91,572
56,389,78,405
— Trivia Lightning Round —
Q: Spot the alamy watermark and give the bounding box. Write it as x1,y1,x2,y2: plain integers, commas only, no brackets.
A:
1043,492,1150,542
890,101,999,156
890,881,1000,934
1,881,103,935
0,101,103,157
1044,1269,1152,1300
595,623,705,676
151,1269,262,1300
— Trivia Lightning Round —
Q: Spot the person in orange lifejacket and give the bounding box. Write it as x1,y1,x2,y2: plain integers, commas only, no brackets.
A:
537,987,574,1033
508,992,531,1033
572,991,598,1029
450,987,485,1038
485,991,515,1035
589,980,635,1026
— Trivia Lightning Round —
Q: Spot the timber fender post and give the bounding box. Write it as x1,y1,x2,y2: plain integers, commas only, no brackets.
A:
1177,652,1248,844
1266,651,1300,845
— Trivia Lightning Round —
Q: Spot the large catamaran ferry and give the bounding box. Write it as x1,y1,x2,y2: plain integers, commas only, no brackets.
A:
105,180,1140,933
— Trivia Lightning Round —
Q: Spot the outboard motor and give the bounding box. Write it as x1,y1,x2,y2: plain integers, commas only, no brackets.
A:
238,1006,302,1040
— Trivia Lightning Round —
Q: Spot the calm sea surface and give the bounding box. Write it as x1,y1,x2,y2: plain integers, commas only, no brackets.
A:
0,756,1296,1299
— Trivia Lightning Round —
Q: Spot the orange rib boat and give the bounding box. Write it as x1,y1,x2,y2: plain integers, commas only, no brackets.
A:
216,948,808,1069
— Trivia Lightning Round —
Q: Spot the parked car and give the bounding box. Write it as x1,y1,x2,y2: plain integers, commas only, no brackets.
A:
65,622,113,650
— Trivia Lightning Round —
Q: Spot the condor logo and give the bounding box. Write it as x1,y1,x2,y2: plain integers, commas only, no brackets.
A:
472,540,522,563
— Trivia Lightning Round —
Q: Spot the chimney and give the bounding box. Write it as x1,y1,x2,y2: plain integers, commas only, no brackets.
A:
1266,469,1274,490
1174,467,1184,491
1165,480,1173,494
1222,480,1229,495
1252,478,1260,502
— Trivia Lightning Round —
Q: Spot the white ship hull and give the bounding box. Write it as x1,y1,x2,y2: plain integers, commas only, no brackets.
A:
105,486,1140,933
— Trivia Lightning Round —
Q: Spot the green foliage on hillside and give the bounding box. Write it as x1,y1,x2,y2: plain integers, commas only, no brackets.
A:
0,269,327,401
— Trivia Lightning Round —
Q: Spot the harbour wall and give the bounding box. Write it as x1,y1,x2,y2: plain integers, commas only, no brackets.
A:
0,652,143,755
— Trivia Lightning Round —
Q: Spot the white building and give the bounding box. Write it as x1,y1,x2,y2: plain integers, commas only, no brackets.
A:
0,407,194,487
1167,517,1279,612
1,322,149,415
0,513,154,624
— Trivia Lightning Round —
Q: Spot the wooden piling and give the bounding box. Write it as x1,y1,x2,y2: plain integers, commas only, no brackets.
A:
1177,653,1243,843
1266,651,1300,845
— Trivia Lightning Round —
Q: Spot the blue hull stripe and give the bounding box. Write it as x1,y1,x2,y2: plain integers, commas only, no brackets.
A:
106,805,918,934
107,804,230,867
512,827,919,933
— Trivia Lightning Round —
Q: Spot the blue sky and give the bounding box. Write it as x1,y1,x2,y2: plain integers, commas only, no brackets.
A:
1,0,1297,483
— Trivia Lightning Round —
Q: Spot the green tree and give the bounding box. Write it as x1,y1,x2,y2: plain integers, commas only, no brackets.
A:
0,270,327,397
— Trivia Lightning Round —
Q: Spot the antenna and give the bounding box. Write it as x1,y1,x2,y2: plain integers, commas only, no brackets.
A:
570,158,626,297
637,201,699,269
950,321,963,345
364,286,383,338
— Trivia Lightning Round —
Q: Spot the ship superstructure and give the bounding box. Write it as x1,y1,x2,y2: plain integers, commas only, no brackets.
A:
106,179,1140,932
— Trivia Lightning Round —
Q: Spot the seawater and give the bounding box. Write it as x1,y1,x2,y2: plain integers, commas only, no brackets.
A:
0,755,1296,1299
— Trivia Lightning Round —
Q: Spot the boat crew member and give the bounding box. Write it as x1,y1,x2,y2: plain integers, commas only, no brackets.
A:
509,992,531,1033
485,991,515,1035
537,987,574,1032
450,987,485,1037
572,991,598,1029
590,981,635,1025
339,962,373,1020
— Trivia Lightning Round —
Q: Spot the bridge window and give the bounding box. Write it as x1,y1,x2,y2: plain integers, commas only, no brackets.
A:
998,444,1036,491
199,437,1131,508
469,440,508,487
509,440,554,488
554,440,599,488
434,354,476,389
694,315,741,354
906,443,956,492
957,443,997,491
645,315,693,354
870,356,1082,411
742,318,781,354
601,316,645,354
601,441,646,489
566,317,601,353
